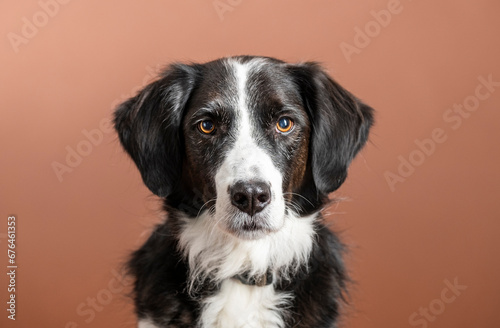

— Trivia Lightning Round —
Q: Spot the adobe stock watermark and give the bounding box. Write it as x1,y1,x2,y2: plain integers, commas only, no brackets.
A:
385,74,500,192
213,0,243,21
63,268,133,328
51,64,161,182
340,0,416,63
409,277,467,328
7,0,73,54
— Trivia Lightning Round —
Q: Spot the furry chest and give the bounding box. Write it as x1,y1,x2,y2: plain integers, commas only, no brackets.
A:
199,279,289,328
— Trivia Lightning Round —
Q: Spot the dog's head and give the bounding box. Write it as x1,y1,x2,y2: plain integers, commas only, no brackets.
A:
114,56,373,239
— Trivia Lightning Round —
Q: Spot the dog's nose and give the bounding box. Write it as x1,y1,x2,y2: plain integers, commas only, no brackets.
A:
230,181,271,216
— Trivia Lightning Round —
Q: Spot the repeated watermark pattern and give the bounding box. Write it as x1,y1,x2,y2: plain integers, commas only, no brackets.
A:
409,277,467,328
384,74,500,192
63,268,133,328
51,119,114,182
340,0,415,63
213,0,243,21
7,0,74,53
51,64,161,182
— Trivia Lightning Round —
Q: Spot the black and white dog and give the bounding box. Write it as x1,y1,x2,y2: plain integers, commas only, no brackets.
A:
114,56,373,328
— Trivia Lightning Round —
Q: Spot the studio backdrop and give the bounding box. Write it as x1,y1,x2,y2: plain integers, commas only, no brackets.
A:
1,1,499,327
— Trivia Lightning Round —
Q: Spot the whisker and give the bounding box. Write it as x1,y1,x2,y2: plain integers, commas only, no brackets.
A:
195,197,214,219
283,192,314,207
285,200,303,216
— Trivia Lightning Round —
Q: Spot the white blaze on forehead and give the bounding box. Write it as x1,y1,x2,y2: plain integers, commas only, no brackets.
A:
233,60,253,159
232,58,258,157
235,59,251,115
224,57,278,179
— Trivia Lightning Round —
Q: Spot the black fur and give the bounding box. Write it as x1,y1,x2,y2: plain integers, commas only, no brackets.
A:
114,63,201,198
114,56,373,327
288,62,373,194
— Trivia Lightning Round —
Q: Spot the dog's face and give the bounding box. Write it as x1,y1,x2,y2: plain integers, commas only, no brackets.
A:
181,58,312,239
115,56,373,240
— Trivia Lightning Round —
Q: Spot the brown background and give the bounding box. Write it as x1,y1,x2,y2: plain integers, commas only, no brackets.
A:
1,0,499,327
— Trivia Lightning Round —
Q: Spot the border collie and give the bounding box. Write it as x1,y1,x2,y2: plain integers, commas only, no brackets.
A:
114,56,373,328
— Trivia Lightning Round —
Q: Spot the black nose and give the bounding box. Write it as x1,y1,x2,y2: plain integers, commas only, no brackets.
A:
230,181,271,216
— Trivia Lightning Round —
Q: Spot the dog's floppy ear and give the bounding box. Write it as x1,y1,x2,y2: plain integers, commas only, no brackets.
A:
290,62,374,194
114,64,200,197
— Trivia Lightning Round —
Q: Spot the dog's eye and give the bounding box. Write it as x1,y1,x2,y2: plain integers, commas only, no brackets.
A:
198,120,215,134
276,117,294,133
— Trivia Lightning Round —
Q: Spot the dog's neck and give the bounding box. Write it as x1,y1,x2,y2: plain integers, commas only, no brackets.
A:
233,269,274,287
176,210,317,290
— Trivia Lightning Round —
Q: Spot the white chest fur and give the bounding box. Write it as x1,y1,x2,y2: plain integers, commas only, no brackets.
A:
177,206,316,328
199,279,290,328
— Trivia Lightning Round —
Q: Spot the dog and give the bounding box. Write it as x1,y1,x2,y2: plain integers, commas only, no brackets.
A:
114,55,373,328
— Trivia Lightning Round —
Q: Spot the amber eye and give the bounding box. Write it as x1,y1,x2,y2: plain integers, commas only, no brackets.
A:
198,120,215,134
276,117,294,133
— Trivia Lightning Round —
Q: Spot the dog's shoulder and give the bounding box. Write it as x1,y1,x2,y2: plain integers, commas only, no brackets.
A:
278,219,347,328
129,220,199,326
